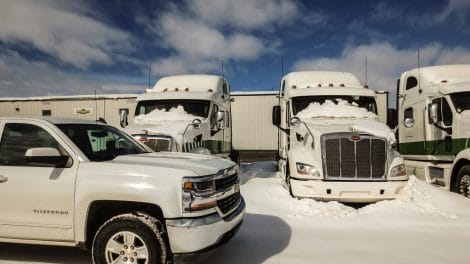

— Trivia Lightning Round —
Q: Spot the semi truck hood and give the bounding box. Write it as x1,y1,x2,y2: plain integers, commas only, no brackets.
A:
110,152,234,176
301,118,396,143
125,121,190,139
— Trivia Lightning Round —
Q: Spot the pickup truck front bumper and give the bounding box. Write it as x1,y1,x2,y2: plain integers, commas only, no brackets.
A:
290,178,408,203
165,197,245,255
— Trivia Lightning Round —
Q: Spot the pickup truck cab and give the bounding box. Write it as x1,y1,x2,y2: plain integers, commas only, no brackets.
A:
0,117,245,263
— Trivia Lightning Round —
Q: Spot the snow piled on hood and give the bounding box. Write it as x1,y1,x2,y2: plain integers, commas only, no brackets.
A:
296,99,377,119
351,119,396,143
132,105,203,139
134,105,203,124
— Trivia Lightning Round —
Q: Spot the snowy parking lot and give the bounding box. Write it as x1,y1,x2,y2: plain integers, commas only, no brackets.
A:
1,161,470,264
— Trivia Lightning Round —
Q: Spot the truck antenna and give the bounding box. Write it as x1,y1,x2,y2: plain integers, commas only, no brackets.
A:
94,89,97,125
417,49,422,94
148,61,151,89
221,60,224,80
281,56,284,78
365,56,368,86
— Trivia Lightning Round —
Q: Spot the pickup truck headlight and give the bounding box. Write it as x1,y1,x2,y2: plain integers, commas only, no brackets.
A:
390,164,407,177
296,163,320,177
182,176,216,212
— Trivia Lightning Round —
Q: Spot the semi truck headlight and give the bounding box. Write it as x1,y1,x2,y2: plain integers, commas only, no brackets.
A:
390,164,407,177
296,163,320,177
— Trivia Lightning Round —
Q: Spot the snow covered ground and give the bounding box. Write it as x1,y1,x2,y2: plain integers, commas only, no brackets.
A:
1,161,470,263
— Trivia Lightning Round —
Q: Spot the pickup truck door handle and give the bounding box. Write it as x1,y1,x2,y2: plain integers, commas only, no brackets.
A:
0,175,7,183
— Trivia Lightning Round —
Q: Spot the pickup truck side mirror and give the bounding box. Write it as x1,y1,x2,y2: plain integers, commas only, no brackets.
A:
120,110,128,128
428,103,439,124
272,105,281,127
25,147,71,168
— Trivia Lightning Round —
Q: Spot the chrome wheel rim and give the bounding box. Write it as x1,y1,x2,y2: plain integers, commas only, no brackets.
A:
105,231,149,264
459,175,470,198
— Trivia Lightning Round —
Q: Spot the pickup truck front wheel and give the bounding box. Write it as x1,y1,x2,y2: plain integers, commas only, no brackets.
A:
92,212,168,264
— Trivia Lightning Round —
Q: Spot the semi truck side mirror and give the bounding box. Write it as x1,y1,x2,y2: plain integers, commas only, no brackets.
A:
192,118,201,129
428,103,439,124
289,117,301,127
120,110,128,128
216,111,225,130
404,118,415,128
272,105,281,127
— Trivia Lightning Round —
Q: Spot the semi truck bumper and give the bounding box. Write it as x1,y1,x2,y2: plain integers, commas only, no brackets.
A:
166,197,245,255
290,179,408,203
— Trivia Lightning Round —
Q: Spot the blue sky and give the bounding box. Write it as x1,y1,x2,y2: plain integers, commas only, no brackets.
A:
1,0,470,98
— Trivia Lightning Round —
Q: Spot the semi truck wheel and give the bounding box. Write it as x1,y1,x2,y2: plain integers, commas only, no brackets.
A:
454,165,470,198
92,212,168,264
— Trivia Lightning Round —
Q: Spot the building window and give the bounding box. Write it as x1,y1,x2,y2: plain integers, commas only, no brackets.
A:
42,110,52,116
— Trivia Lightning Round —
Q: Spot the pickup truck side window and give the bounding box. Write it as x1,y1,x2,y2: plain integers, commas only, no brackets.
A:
0,123,60,166
406,77,418,90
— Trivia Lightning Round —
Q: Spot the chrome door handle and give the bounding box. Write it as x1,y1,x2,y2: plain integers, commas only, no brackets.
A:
0,175,7,183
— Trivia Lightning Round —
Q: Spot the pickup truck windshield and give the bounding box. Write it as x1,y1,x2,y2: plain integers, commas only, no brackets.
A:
57,124,150,161
292,96,377,115
135,100,210,118
450,92,470,113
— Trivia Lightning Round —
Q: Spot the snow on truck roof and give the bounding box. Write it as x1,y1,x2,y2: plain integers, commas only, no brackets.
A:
403,64,470,87
283,71,363,89
150,75,226,93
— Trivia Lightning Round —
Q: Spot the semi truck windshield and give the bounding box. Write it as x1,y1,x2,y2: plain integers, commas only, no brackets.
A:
450,92,470,113
292,96,377,115
135,100,210,117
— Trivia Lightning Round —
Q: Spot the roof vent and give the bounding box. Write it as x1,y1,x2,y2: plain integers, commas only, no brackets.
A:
363,85,369,89
292,85,297,89
162,88,168,92
318,84,322,87
339,84,345,87
328,83,333,87
207,88,213,92
185,87,189,91
174,88,179,91
441,80,448,83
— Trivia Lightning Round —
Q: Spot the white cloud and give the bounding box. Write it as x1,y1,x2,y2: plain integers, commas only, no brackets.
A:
0,51,145,97
0,0,131,69
293,43,470,105
188,0,299,30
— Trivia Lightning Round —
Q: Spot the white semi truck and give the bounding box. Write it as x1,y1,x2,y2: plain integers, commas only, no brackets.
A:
273,71,408,202
396,64,470,197
121,75,239,162
0,117,244,263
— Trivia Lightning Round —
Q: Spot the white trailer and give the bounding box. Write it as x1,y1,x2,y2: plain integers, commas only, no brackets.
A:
273,71,408,202
397,64,470,197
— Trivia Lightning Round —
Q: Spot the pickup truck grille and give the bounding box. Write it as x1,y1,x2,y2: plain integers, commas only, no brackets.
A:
217,192,241,214
215,173,238,192
322,133,386,180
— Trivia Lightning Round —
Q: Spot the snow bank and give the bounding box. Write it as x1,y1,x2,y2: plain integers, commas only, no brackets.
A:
134,105,203,124
296,99,377,119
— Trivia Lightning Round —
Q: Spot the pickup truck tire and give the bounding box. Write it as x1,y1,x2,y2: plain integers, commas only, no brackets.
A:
92,212,168,264
454,165,470,198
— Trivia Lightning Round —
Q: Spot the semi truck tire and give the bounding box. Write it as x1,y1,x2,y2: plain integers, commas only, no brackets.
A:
453,165,470,198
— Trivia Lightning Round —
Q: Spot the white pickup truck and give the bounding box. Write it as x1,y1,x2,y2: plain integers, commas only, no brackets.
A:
0,117,245,263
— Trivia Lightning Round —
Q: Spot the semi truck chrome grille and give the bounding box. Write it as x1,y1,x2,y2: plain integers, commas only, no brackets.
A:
217,192,241,214
322,133,386,180
215,173,238,192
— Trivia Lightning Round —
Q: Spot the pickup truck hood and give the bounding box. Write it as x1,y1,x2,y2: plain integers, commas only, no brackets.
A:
301,118,396,143
109,152,234,176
